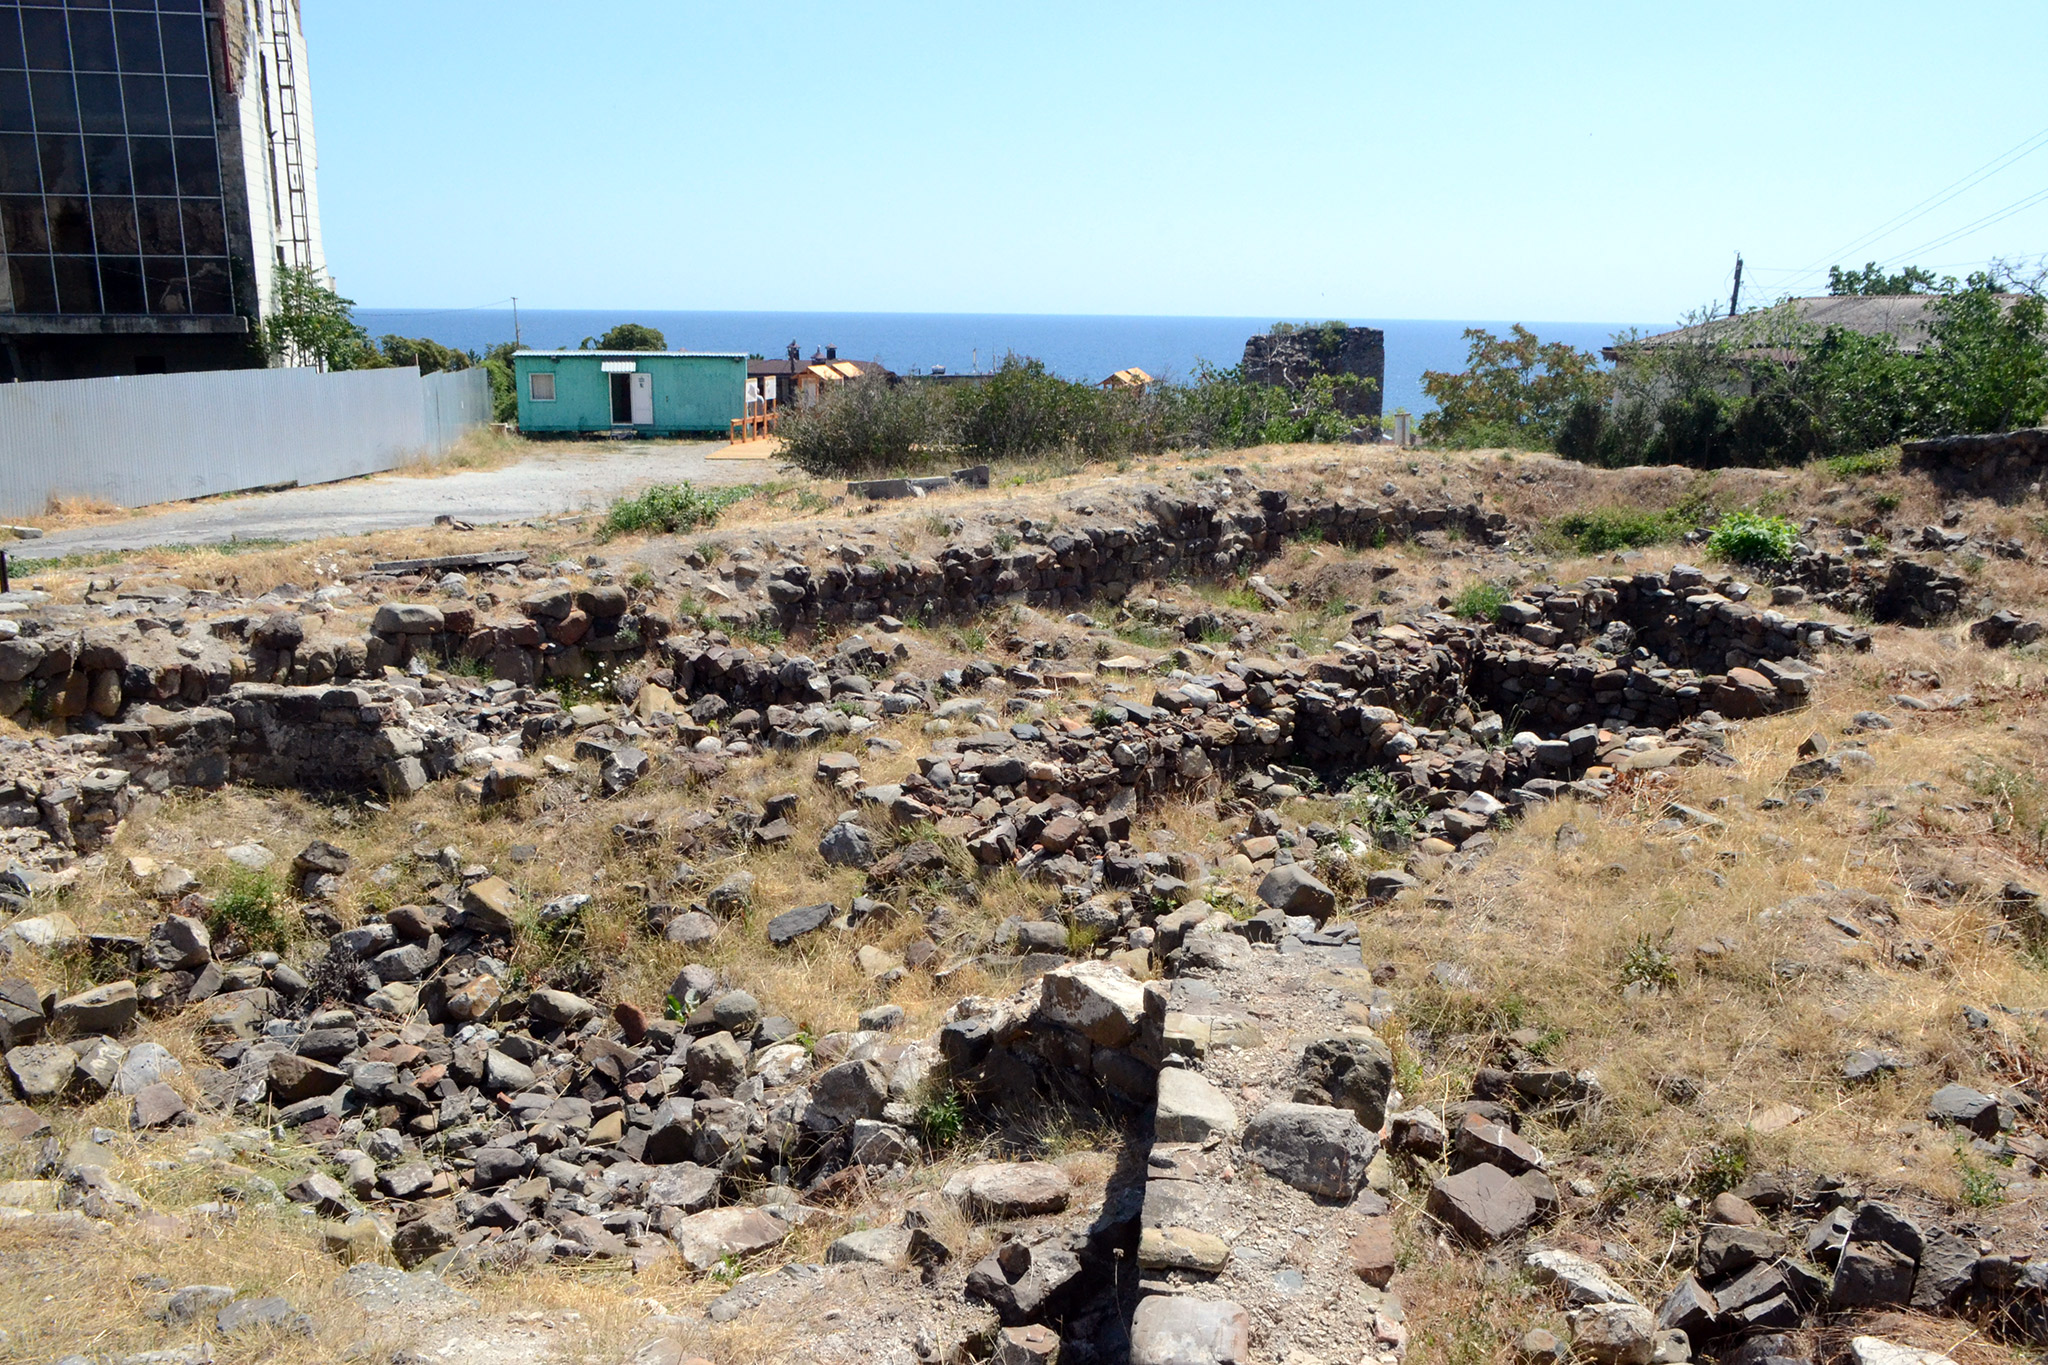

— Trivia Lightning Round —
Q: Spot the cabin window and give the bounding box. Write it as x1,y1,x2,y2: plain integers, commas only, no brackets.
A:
528,372,555,401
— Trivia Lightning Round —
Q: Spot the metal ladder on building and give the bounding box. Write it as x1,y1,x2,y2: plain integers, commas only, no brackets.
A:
268,7,313,271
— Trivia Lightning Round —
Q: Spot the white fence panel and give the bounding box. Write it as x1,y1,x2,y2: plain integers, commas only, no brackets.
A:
0,364,490,519
422,367,493,455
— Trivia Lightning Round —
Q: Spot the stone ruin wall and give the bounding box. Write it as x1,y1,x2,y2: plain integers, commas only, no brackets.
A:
1240,327,1387,419
1903,425,2048,493
0,483,1893,871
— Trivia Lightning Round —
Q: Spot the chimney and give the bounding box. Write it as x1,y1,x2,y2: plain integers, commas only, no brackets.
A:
826,345,837,361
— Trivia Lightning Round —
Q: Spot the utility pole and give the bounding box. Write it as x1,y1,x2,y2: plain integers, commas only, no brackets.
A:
512,296,521,348
1728,255,1744,317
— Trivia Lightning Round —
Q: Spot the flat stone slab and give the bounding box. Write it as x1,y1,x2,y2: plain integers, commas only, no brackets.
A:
1429,1162,1537,1246
943,1161,1072,1218
673,1207,788,1271
1139,1226,1231,1273
1131,1295,1250,1365
1240,1102,1377,1200
1155,1068,1237,1143
826,1226,913,1268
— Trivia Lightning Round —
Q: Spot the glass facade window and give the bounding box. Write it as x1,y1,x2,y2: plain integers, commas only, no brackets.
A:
0,1,235,317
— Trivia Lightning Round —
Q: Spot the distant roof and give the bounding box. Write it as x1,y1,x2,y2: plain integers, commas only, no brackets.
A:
516,349,747,359
1102,366,1154,388
1607,294,2022,361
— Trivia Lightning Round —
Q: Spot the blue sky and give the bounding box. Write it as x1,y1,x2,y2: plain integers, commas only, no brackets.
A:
304,1,2048,326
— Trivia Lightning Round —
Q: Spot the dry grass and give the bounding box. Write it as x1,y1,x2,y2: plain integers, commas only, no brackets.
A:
12,443,2048,1361
1357,625,2048,1204
400,424,530,477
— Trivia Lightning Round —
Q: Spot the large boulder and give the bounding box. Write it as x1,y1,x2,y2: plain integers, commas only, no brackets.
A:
5,1043,75,1100
818,819,878,869
0,979,45,1048
1293,1033,1394,1130
1255,864,1336,921
527,988,599,1027
966,1237,1084,1326
1240,1102,1377,1200
1129,1295,1251,1365
1429,1163,1538,1246
803,1059,889,1130
145,915,211,971
1926,1083,2001,1137
943,1161,1072,1218
1038,961,1148,1049
1156,1068,1238,1143
52,981,138,1036
672,1206,787,1271
1570,1303,1656,1365
685,1031,749,1091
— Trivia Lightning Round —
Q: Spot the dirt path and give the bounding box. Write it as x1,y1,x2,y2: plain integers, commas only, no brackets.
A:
22,439,776,557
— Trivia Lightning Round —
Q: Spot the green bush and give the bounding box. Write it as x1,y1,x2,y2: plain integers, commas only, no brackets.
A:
1450,581,1509,621
606,482,758,536
1706,510,1798,564
582,322,666,351
1558,271,2048,472
1420,325,1610,449
1340,769,1427,840
777,375,953,476
774,354,1378,477
1824,447,1899,478
211,867,289,951
1548,506,1688,554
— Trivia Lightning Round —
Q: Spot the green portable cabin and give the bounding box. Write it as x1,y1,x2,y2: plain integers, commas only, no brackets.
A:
512,350,746,437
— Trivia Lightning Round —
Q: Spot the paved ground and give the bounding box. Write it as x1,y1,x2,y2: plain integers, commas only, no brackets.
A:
23,439,778,557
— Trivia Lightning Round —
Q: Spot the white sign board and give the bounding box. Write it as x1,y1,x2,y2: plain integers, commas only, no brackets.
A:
746,379,760,403
762,376,777,401
600,361,637,373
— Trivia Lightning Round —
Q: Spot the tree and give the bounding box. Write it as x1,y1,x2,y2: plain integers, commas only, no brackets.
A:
1419,325,1609,447
581,323,666,352
1913,274,2048,434
481,341,519,423
263,265,375,370
1828,262,1943,296
378,334,473,375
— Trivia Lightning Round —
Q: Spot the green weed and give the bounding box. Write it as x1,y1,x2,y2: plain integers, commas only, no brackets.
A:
1705,510,1798,564
1617,932,1679,992
1956,1145,2005,1207
209,867,289,952
1824,448,1900,478
604,482,758,536
916,1085,966,1151
1450,581,1510,622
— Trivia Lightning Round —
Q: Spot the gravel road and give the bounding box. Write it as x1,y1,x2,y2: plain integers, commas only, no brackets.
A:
24,439,776,557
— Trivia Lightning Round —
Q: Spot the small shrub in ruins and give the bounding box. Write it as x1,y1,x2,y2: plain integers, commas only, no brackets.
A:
1616,932,1679,993
915,1085,965,1151
210,867,289,952
1705,509,1798,565
1450,581,1509,622
605,481,758,536
1340,769,1427,842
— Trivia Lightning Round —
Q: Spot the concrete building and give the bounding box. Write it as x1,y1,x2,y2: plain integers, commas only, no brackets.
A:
513,350,746,438
0,0,328,380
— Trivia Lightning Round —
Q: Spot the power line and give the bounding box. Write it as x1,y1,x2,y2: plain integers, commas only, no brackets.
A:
1776,122,2048,293
1872,183,2048,269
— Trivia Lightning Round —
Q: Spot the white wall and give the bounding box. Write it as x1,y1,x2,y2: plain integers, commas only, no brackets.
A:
0,366,487,519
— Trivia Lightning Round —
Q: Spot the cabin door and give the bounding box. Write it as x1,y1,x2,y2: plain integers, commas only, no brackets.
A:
629,372,653,425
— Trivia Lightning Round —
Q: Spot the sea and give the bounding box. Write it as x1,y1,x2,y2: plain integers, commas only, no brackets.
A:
354,310,1645,417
